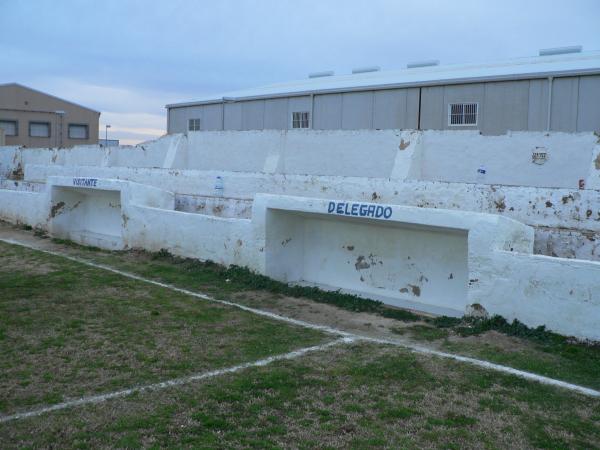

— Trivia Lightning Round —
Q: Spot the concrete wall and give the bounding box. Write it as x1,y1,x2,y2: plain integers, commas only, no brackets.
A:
47,177,174,250
417,131,598,187
256,194,599,340
9,129,600,190
1,177,599,340
167,75,600,135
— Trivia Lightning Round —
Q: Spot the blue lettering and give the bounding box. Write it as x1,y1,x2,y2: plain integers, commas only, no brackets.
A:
327,201,393,220
73,177,98,187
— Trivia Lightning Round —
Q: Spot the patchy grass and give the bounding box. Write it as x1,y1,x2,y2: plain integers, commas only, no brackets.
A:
390,316,600,390
1,343,599,449
0,241,327,415
27,236,600,391
50,240,424,322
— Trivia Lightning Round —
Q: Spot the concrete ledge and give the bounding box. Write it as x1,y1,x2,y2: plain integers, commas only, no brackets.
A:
47,177,174,250
254,194,533,316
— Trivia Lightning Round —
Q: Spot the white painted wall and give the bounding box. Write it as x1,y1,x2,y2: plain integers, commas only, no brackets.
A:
477,252,600,340
2,129,600,340
257,194,533,317
0,189,47,228
417,131,599,188
6,129,599,188
24,164,600,245
1,182,599,340
47,177,175,250
125,206,256,267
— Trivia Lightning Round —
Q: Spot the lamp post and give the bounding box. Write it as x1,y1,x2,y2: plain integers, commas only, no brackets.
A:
55,110,65,147
105,124,111,146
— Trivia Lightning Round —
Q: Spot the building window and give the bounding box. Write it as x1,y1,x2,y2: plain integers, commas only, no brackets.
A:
292,111,310,129
188,118,201,131
68,124,89,139
448,103,478,126
0,120,18,136
29,121,51,138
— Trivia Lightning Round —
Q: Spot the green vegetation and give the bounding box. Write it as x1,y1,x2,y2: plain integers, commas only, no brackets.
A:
2,343,599,449
0,241,327,415
44,236,600,390
53,240,424,320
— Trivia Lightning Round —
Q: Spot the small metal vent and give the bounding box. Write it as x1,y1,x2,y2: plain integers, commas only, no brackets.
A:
407,60,439,69
351,66,380,74
308,71,334,78
539,46,582,56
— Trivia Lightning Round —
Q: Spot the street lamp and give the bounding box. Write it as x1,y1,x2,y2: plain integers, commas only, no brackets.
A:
55,110,65,147
105,124,111,146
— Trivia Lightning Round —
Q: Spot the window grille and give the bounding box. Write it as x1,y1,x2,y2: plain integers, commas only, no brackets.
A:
188,118,201,131
448,103,478,126
292,111,310,129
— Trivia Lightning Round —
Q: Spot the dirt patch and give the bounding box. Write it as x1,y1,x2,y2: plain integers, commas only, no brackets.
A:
232,290,422,340
446,330,532,353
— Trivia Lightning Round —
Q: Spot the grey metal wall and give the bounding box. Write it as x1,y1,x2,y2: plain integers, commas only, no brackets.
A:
167,75,600,134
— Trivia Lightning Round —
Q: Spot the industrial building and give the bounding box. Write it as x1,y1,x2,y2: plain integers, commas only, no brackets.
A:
166,47,600,135
0,83,100,147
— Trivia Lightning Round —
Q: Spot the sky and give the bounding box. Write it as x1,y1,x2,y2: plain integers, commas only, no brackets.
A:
1,0,599,145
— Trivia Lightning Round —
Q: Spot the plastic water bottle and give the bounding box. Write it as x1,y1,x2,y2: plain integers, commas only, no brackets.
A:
476,165,486,184
214,176,224,197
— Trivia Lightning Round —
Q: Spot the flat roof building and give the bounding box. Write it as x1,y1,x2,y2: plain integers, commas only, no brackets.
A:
166,47,600,135
0,83,100,147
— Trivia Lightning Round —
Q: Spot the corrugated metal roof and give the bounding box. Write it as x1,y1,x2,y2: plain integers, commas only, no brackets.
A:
166,51,600,108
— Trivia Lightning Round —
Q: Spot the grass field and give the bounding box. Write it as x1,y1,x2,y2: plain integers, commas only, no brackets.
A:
1,231,600,449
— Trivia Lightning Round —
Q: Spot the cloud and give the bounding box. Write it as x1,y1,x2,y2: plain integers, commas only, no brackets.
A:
1,0,599,144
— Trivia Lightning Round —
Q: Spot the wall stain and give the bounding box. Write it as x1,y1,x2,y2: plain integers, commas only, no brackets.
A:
355,255,370,270
494,198,506,212
49,201,66,218
562,194,574,204
408,284,421,296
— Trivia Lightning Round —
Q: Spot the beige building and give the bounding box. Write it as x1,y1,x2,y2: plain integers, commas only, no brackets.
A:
0,83,100,147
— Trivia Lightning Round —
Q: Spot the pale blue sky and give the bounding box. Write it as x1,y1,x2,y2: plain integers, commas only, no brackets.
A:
1,0,599,144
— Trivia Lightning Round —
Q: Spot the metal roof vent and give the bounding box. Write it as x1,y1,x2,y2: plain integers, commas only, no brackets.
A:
308,71,335,78
406,60,440,69
539,46,582,56
352,66,381,74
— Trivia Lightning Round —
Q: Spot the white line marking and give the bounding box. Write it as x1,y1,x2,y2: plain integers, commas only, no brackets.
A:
1,237,599,400
0,337,353,423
